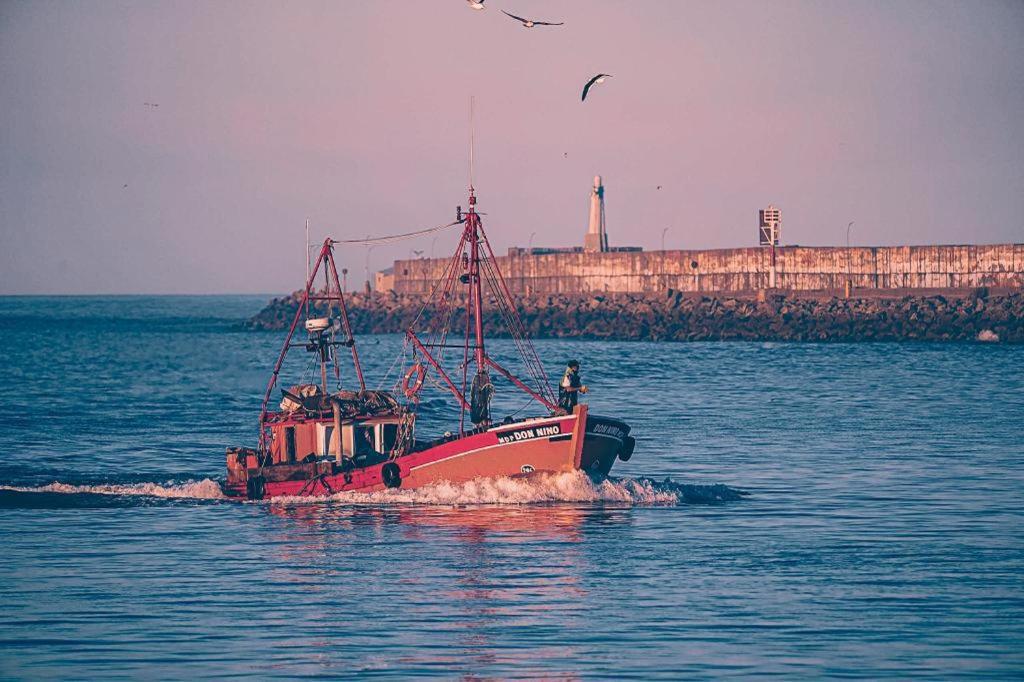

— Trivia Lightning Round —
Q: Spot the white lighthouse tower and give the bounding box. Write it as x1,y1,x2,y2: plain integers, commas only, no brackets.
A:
584,175,608,253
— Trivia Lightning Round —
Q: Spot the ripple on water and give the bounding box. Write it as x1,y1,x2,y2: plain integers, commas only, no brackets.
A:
1,297,1022,679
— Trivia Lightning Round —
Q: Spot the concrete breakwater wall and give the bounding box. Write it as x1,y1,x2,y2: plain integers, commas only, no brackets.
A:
247,289,1023,343
389,243,1024,295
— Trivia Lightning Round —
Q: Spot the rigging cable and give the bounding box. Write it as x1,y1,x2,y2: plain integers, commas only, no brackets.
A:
477,230,556,404
377,336,412,393
477,252,555,404
335,220,463,246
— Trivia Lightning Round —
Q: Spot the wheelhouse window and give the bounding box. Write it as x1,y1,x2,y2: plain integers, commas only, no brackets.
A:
355,425,377,456
381,423,399,455
285,426,296,463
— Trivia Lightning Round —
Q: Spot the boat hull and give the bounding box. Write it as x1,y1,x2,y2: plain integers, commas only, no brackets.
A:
580,414,633,477
226,407,596,499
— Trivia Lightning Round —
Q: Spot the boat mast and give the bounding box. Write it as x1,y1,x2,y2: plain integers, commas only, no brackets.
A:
258,238,365,454
399,97,558,423
467,95,485,372
320,258,331,394
467,189,485,371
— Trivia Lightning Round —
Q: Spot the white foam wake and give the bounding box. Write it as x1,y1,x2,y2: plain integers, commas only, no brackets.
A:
268,470,735,506
0,479,226,500
1,472,745,506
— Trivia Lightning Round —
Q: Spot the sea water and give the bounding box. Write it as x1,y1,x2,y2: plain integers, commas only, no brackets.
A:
0,296,1021,679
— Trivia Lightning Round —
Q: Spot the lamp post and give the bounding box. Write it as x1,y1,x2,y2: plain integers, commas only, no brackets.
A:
341,268,348,293
411,249,424,285
845,221,855,297
412,250,425,283
364,235,374,294
528,231,536,254
661,227,669,251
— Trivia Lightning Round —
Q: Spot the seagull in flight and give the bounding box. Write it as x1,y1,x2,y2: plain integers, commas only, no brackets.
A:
466,0,485,10
581,74,611,101
501,10,563,27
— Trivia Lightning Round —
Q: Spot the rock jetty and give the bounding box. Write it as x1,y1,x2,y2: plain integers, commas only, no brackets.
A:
246,288,1022,343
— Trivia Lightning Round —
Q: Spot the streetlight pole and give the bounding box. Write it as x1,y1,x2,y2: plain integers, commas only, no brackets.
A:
341,268,348,293
845,221,854,297
528,231,536,254
661,227,669,251
363,235,373,294
410,249,424,286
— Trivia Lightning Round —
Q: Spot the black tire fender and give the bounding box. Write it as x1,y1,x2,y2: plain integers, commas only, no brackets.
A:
381,462,402,489
246,475,266,500
618,436,636,462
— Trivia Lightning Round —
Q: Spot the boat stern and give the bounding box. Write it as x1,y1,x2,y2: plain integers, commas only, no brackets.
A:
224,447,259,498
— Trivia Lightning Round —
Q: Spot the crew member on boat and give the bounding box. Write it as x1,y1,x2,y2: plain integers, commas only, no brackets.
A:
470,369,494,427
558,359,588,412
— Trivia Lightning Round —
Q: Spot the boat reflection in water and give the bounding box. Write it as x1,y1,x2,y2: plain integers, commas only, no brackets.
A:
261,501,632,677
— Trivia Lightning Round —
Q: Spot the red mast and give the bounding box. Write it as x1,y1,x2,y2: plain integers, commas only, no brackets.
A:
405,182,559,420
401,98,559,422
257,238,364,454
466,187,486,372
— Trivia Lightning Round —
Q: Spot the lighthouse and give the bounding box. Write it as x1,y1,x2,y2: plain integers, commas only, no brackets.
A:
584,175,608,253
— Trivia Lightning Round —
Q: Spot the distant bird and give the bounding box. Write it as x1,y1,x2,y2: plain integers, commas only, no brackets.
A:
581,74,611,101
563,152,568,158
123,184,128,188
466,0,485,10
657,185,662,190
143,102,159,108
501,10,563,27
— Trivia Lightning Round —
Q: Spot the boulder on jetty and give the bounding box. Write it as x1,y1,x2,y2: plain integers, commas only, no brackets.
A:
245,289,1023,343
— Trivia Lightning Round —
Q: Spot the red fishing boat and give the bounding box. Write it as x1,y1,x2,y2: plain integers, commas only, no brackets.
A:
225,184,634,500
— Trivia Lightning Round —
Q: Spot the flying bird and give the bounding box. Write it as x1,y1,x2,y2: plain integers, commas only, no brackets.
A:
581,74,611,101
143,102,159,108
501,10,563,27
466,0,485,10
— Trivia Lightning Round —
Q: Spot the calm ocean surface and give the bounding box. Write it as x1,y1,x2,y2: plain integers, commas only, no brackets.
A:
0,296,1021,679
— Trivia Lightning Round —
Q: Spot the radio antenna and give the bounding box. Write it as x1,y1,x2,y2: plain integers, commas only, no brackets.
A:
304,217,310,317
468,95,476,192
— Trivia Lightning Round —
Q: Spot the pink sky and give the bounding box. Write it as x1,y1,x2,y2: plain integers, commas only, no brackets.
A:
1,0,1022,294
